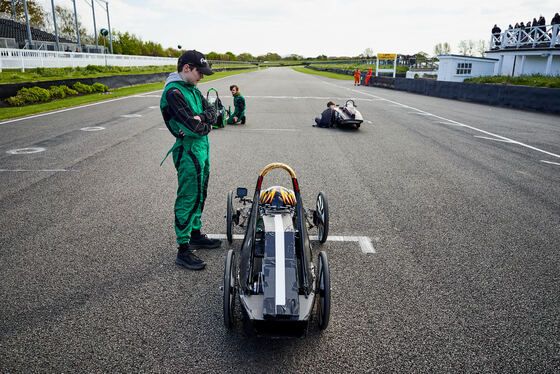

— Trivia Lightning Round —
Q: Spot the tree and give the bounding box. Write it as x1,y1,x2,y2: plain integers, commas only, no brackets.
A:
264,52,281,61
225,51,236,61
51,5,92,44
476,40,488,57
362,48,374,58
112,31,142,55
206,51,221,60
457,40,475,56
0,0,46,29
316,54,328,60
288,54,303,61
142,41,164,57
433,42,451,56
236,52,253,61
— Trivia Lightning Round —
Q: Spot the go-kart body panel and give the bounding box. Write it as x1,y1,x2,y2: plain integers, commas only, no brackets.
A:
333,100,364,127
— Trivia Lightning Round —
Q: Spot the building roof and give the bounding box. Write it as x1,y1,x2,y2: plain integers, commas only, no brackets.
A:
438,54,499,61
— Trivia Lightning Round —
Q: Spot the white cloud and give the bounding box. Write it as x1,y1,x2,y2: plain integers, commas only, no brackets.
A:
36,0,560,57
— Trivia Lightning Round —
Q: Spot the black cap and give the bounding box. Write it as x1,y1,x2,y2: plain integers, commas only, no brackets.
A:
178,50,214,75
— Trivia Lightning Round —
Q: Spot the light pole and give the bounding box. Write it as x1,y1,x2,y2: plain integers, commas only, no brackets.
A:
96,0,113,54
72,0,81,50
22,0,33,49
11,0,17,21
50,0,59,51
91,0,98,50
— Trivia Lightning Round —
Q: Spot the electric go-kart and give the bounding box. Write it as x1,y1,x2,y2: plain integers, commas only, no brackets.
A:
223,163,331,337
206,88,228,129
333,99,363,128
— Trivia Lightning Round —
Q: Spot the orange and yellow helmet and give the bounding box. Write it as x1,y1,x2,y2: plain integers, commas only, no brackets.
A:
259,186,296,207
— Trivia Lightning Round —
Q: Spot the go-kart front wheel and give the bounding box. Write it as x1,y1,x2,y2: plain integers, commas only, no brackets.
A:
316,191,329,244
226,191,234,244
317,251,330,330
223,249,236,329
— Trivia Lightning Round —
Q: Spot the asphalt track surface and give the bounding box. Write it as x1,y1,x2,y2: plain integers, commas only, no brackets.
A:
1,67,559,372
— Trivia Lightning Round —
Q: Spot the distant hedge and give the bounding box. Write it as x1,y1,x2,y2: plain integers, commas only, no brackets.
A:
6,82,108,106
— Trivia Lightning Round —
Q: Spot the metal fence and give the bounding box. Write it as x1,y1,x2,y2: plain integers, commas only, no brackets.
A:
0,48,176,72
490,24,560,50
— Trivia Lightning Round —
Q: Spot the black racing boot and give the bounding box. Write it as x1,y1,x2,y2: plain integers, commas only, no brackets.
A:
240,116,246,124
189,230,222,249
175,243,205,270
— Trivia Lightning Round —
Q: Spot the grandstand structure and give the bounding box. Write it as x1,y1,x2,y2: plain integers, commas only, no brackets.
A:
0,18,175,71
487,23,560,76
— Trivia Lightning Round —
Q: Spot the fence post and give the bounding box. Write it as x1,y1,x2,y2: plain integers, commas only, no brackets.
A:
21,52,25,72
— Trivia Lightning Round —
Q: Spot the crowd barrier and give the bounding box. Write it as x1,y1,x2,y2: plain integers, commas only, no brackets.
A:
0,48,176,71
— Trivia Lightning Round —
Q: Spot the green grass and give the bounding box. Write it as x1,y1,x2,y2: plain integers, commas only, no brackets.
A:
291,66,353,80
309,63,409,74
464,74,560,88
0,65,176,84
0,68,260,121
0,64,258,84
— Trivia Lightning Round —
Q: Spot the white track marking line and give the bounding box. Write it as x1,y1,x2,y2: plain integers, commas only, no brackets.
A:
474,135,515,143
121,114,142,118
208,234,376,254
232,129,299,132
0,169,78,172
80,126,105,131
540,160,560,166
149,106,159,109
136,95,161,98
324,82,560,160
6,147,45,154
436,121,465,127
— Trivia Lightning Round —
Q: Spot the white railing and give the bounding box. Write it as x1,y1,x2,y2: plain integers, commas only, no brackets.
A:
490,24,560,50
0,48,176,72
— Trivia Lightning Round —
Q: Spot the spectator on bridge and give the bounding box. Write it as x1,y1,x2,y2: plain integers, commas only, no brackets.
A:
552,13,560,25
313,101,336,128
354,67,361,86
228,84,246,124
365,68,373,85
492,24,501,47
159,50,221,270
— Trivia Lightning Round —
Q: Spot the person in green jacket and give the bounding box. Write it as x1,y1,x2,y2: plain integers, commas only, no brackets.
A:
227,84,246,124
160,50,221,270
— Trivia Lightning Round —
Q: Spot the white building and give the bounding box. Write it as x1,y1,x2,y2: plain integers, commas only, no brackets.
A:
436,23,560,81
487,24,560,76
437,55,498,82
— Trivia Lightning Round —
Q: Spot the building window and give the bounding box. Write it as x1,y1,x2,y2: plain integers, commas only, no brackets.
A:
456,62,472,75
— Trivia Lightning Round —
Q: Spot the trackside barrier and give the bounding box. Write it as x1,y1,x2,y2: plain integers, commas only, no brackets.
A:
0,66,256,99
362,76,560,114
0,48,176,72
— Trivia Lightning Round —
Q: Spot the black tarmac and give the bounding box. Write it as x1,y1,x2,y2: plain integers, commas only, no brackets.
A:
1,67,559,372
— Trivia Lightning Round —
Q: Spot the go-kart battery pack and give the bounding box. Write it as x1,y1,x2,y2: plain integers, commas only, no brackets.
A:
262,213,300,319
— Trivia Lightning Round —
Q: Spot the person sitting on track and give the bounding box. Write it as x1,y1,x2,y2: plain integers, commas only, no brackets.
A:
227,84,246,124
313,101,337,128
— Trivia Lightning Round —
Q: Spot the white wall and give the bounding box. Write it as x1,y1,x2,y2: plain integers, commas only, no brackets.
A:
437,55,497,82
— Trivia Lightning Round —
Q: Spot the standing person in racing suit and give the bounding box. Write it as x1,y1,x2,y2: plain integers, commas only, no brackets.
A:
227,84,246,124
160,50,221,270
354,67,361,86
365,67,373,85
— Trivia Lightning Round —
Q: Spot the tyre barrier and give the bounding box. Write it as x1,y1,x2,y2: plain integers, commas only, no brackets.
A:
0,67,254,100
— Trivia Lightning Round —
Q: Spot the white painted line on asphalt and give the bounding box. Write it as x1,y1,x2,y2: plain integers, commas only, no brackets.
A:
149,106,159,109
243,95,376,102
410,112,435,116
0,94,157,126
158,128,167,130
121,114,142,118
207,234,376,254
436,121,464,127
0,73,256,126
136,95,161,98
474,135,514,143
6,147,46,155
329,83,560,160
0,169,78,172
366,120,373,124
540,160,560,166
80,126,105,131
233,129,299,132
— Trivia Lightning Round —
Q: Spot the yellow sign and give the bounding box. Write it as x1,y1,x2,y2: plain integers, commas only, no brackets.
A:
377,53,396,60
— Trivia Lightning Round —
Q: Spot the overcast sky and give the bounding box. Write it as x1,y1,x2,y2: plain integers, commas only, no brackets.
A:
38,0,559,57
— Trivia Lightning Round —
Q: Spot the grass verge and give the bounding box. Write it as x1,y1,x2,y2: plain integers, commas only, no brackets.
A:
291,66,353,80
0,68,260,121
464,74,560,88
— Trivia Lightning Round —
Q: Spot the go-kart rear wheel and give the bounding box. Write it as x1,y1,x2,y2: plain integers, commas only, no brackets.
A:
316,191,329,244
223,249,236,329
317,251,330,330
226,191,234,244
216,113,224,128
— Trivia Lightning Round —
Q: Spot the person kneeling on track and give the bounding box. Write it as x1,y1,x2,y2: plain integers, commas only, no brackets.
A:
313,101,336,128
227,84,246,124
